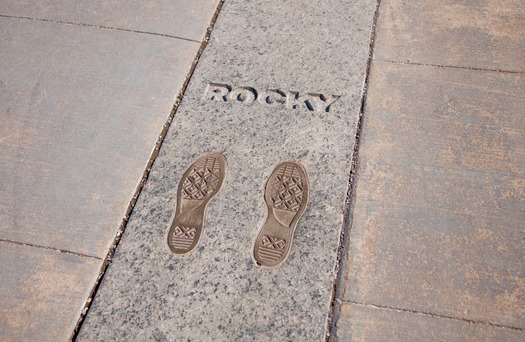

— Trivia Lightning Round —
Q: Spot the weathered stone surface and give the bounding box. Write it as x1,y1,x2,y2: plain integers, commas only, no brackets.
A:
0,17,199,257
78,0,377,340
374,0,525,72
335,302,525,341
0,242,101,341
343,61,525,328
2,0,219,41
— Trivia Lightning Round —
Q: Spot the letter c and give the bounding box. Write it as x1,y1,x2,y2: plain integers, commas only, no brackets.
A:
258,89,286,106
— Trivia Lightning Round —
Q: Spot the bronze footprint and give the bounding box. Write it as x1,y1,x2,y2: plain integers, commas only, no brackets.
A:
253,161,309,267
168,152,227,254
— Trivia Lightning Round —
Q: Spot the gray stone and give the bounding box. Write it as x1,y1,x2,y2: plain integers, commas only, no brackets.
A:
0,17,199,257
78,0,377,340
2,0,220,41
343,61,525,328
374,0,525,72
0,242,101,341
335,302,525,341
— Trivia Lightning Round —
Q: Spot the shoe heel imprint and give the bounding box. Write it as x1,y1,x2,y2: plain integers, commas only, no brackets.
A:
168,152,227,254
254,161,309,267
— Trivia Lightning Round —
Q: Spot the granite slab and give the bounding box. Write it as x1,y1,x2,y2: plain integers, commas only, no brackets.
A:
342,61,525,329
0,242,101,341
335,302,525,341
374,0,525,72
0,17,199,257
2,0,219,42
78,0,377,340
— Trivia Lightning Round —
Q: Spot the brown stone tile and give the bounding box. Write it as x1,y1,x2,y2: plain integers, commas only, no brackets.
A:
343,61,525,328
0,242,101,341
0,18,199,257
374,0,525,72
335,302,525,341
2,0,219,41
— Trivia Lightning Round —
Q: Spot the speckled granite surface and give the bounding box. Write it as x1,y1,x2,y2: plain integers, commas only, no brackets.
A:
78,0,376,340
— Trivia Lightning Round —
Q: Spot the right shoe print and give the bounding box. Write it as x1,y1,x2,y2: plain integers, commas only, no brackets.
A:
253,161,309,267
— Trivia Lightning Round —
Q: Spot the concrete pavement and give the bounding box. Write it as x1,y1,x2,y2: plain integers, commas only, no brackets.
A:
1,0,523,341
0,1,220,340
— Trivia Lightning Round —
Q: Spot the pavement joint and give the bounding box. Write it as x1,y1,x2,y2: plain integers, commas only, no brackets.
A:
0,14,201,43
344,300,525,332
0,239,102,260
70,1,225,339
325,0,382,340
376,58,525,75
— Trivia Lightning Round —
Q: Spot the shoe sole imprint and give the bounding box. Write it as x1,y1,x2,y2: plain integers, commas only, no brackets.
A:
253,161,309,267
168,152,227,254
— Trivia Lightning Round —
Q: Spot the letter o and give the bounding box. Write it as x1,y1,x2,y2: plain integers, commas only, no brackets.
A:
229,86,257,103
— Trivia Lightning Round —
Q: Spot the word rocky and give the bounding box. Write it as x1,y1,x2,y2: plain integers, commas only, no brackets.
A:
205,82,341,112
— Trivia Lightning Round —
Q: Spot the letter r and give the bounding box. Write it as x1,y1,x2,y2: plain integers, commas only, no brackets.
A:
205,83,232,102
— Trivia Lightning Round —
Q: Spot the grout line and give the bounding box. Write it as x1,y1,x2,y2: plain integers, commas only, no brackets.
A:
344,300,525,332
69,1,225,340
325,1,382,341
0,239,102,260
376,58,525,75
0,14,200,43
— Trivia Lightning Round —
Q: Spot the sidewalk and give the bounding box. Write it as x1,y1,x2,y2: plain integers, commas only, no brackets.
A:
1,0,524,341
0,1,220,340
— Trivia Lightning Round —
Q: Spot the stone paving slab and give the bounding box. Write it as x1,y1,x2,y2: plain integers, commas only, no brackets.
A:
0,242,101,341
342,61,525,329
78,0,377,340
2,0,219,41
335,302,525,341
0,17,199,257
374,0,525,72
